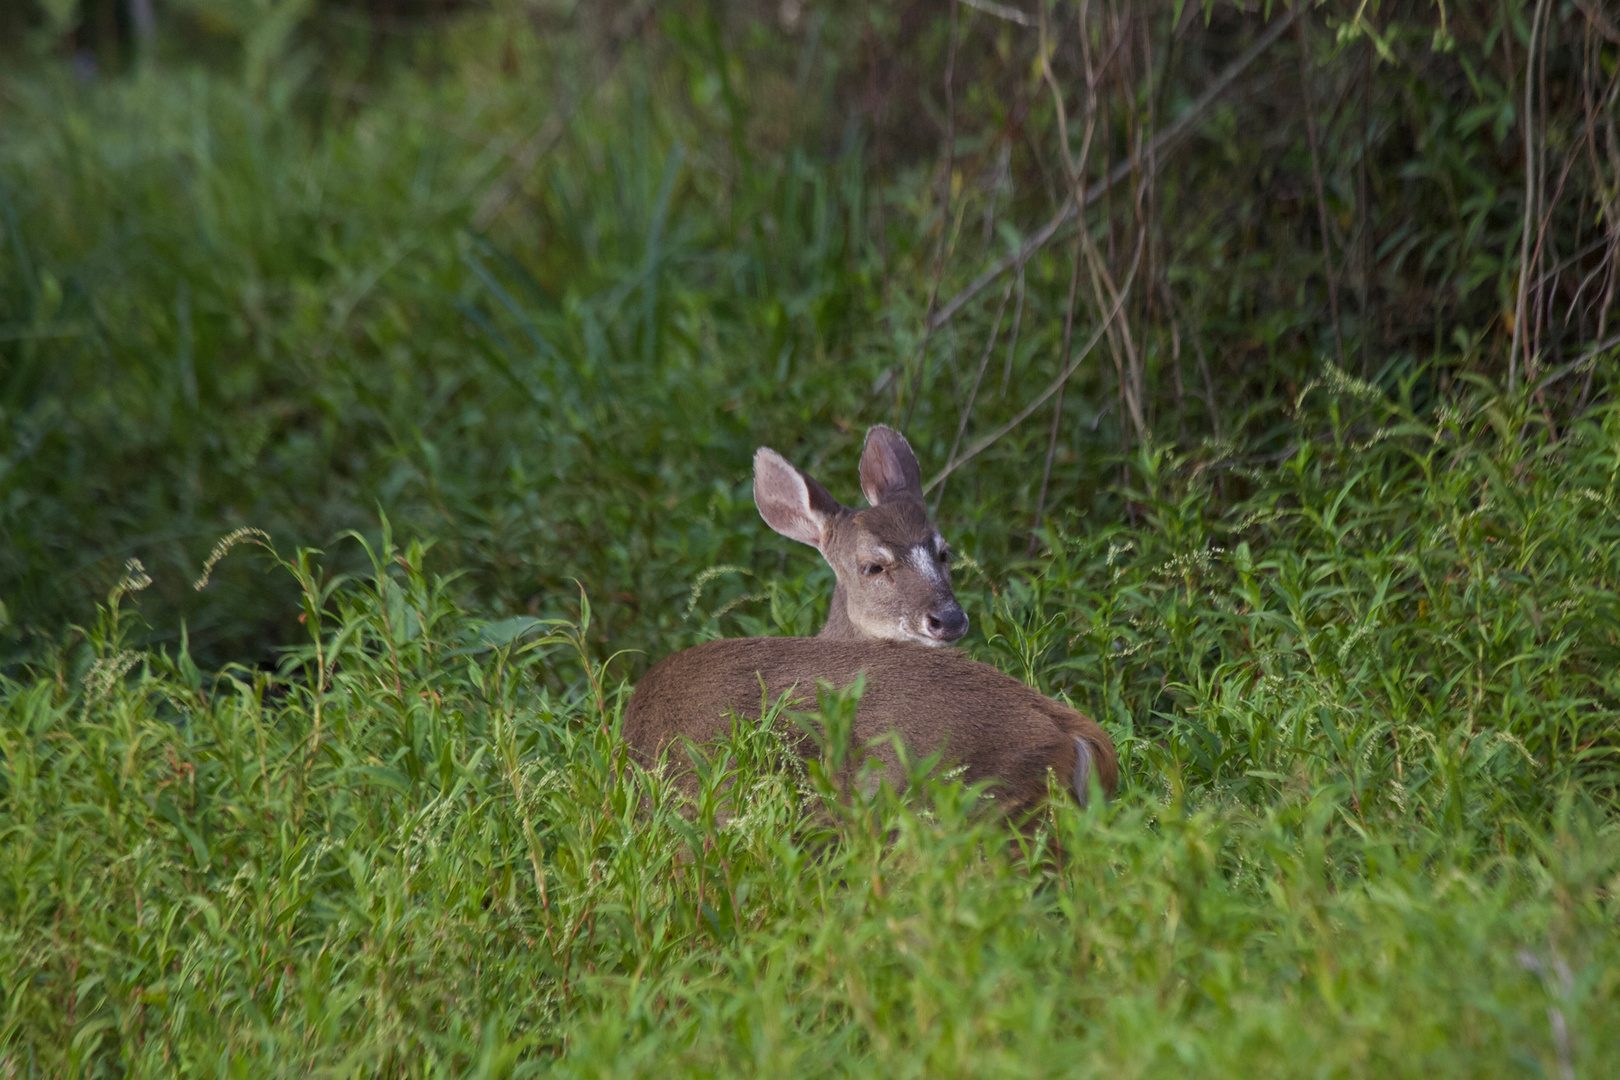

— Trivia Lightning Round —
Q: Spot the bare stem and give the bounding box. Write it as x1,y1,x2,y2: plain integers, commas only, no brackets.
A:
928,5,1301,332
1035,237,1086,537
938,275,1015,511
1511,0,1552,393
1000,265,1027,396
900,0,961,430
1296,12,1346,369
926,230,1144,494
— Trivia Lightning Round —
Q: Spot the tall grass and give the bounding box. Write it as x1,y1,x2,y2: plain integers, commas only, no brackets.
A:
0,23,884,663
2,516,1616,1074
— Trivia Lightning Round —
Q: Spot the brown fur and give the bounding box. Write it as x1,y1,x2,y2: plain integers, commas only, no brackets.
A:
623,638,1119,818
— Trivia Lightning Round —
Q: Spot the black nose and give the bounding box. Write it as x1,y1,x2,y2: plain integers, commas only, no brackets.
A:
925,606,968,641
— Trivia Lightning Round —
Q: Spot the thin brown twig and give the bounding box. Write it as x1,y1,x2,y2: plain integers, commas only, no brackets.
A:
1036,237,1087,538
1534,331,1620,393
938,275,1016,511
939,130,1016,496
960,0,1035,26
1038,0,1148,474
1567,257,1614,329
1033,0,1101,534
901,0,962,431
1538,235,1611,293
1511,0,1552,392
1598,83,1620,334
925,229,1144,495
1165,286,1221,440
1075,189,1146,443
323,82,487,146
1197,328,1220,443
999,265,1027,396
1139,8,1160,324
472,6,652,229
474,105,572,230
1167,309,1187,444
1120,10,1150,443
927,5,1302,332
1577,12,1620,390
1530,150,1579,362
1571,0,1620,46
1296,12,1346,368
983,140,1012,247
867,26,893,305
1357,28,1373,377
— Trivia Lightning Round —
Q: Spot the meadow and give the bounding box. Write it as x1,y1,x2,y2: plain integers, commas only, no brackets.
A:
2,1,1619,1074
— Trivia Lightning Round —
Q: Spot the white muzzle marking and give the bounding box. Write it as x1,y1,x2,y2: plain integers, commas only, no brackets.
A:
894,618,950,648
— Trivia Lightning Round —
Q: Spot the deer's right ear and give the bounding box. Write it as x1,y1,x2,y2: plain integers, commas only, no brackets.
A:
859,424,924,506
754,448,842,549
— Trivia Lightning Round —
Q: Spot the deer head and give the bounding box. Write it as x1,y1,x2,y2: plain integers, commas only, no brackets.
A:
753,425,967,646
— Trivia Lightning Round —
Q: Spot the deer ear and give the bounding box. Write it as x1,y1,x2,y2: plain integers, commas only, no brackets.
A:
859,424,924,506
754,448,842,548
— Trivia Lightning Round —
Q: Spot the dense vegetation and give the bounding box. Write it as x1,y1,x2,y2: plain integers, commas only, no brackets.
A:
3,0,1619,1074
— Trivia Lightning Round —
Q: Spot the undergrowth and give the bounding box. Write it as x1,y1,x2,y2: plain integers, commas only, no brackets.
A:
5,382,1620,1074
3,1,1620,1074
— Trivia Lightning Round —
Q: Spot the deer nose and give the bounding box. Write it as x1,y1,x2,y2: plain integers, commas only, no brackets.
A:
925,605,968,642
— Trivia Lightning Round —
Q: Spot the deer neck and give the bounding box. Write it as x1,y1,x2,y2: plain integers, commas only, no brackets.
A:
817,579,861,639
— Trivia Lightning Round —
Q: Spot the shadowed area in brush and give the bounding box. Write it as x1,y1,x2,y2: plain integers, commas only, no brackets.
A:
1,1,1619,1074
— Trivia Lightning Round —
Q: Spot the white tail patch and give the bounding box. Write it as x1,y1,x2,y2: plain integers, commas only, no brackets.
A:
1072,737,1092,808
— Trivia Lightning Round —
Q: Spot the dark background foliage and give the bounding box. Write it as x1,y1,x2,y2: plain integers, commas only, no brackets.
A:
5,0,1616,680
2,0,1617,667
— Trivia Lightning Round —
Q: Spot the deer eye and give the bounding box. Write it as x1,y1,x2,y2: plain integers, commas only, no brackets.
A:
936,547,951,564
860,563,885,577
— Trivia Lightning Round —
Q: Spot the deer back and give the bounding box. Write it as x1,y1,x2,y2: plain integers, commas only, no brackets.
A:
623,638,1118,816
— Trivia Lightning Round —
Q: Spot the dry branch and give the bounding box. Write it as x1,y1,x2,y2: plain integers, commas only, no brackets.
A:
1510,0,1552,391
924,229,1145,495
901,0,963,429
926,4,1302,332
1535,331,1620,393
937,275,1016,510
1296,12,1345,368
1572,0,1620,46
960,0,1036,26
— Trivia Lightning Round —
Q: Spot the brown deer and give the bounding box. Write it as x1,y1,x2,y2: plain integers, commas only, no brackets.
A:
622,427,1118,816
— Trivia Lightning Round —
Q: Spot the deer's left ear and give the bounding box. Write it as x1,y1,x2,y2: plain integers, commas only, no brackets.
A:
859,424,924,506
754,447,844,548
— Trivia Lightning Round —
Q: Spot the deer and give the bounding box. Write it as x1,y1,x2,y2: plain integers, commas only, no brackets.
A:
622,425,1119,818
